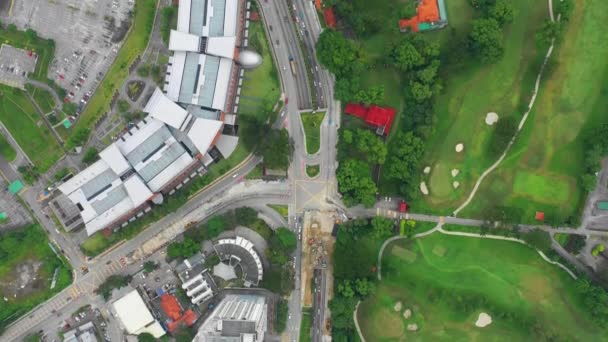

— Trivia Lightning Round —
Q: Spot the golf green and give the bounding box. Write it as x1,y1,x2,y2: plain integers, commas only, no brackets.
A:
359,233,604,341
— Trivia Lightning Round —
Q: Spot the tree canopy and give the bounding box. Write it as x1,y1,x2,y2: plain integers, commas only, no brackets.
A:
469,18,504,63
336,159,377,207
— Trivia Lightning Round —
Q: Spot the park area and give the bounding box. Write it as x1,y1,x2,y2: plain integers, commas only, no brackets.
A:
358,233,606,341
411,0,548,212
0,85,62,171
461,0,608,223
0,225,72,331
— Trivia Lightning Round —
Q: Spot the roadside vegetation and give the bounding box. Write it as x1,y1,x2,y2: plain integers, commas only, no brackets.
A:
0,134,16,161
299,309,312,342
68,0,156,148
359,233,608,340
306,164,320,178
300,112,325,154
25,84,56,113
0,225,72,332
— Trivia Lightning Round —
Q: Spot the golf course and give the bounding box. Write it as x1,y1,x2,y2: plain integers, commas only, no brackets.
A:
461,0,608,223
358,233,605,341
415,0,549,212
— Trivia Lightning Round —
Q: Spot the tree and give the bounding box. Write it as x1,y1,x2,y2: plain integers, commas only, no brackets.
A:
137,65,150,77
259,129,292,170
409,80,433,102
489,0,514,26
137,333,156,342
337,280,355,298
275,299,289,333
167,238,199,260
204,254,220,268
117,99,131,113
273,227,297,253
143,261,158,273
355,278,375,296
371,216,394,239
353,129,387,165
536,20,562,46
235,207,258,224
25,28,38,41
316,30,360,76
392,40,424,72
354,85,384,105
386,132,425,187
469,18,504,63
400,2,418,19
173,326,195,342
67,128,91,149
582,174,597,192
336,159,377,207
206,216,226,238
82,147,99,165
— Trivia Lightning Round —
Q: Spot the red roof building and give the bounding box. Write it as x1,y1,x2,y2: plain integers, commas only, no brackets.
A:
160,294,198,333
323,7,336,29
344,103,396,136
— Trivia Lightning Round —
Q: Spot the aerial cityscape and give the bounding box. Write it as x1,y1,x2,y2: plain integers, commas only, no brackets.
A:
0,0,606,341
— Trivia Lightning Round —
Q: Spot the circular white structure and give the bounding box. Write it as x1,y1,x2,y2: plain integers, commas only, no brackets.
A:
455,143,464,153
237,50,263,69
423,166,431,174
485,112,499,125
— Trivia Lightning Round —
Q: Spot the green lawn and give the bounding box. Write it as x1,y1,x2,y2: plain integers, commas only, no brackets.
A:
238,21,280,119
306,164,320,178
0,133,16,161
0,85,62,171
300,309,312,342
0,225,72,331
300,112,325,154
359,233,605,341
269,204,288,219
70,0,156,136
462,0,608,223
26,84,56,113
409,0,548,213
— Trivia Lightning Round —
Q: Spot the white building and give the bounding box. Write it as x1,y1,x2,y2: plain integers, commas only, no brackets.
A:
112,290,166,338
193,294,267,342
165,0,238,111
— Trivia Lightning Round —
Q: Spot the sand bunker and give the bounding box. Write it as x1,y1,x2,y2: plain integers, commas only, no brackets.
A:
453,181,460,189
455,143,464,153
423,166,431,174
451,169,459,177
420,182,429,195
475,312,493,327
403,309,412,319
485,112,499,125
394,301,402,312
407,323,419,331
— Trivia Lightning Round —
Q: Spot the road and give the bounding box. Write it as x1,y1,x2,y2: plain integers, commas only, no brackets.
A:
311,269,327,342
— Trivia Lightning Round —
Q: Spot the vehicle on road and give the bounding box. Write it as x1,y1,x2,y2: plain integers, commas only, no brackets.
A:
289,56,297,77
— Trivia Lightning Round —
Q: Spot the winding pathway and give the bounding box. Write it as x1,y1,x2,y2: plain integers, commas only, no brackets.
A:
453,0,559,216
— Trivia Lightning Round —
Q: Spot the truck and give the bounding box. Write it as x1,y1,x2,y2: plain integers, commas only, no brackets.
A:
289,56,297,77
398,200,408,213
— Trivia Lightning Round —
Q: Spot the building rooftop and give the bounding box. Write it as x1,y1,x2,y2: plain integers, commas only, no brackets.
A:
113,290,166,338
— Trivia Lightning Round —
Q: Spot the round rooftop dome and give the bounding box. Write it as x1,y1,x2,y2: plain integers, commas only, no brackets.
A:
237,50,263,69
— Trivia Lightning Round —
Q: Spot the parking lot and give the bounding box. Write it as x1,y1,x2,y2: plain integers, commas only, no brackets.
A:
0,179,33,230
0,44,37,89
1,0,135,104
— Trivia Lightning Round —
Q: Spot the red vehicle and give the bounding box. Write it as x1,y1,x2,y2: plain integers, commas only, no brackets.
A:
398,200,408,213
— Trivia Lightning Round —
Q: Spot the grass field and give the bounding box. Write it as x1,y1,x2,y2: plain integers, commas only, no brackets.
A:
0,225,72,331
0,85,62,171
306,164,320,178
409,0,548,213
70,0,156,137
0,133,16,161
26,84,56,114
300,309,312,342
269,204,288,219
359,233,605,341
238,21,280,118
300,112,325,154
462,0,608,223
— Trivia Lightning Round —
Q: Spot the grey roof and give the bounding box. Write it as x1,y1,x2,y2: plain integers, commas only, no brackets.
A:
81,168,117,200
90,185,128,215
187,105,220,119
222,321,255,337
178,52,202,104
125,125,173,166
209,0,226,36
199,55,220,107
168,126,200,155
138,142,188,182
190,0,208,35
214,243,261,285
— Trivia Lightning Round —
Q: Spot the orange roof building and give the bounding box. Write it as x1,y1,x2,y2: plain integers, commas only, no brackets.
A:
399,0,448,33
160,294,199,333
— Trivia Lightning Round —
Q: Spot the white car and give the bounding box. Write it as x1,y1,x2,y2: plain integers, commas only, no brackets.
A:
232,173,239,178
